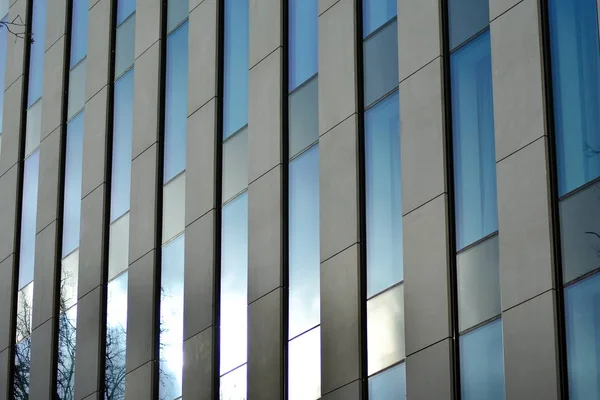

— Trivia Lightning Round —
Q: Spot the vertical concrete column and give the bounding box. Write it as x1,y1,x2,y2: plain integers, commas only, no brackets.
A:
28,0,68,397
182,0,220,399
246,0,284,399
318,1,363,398
490,0,561,398
73,0,114,398
0,0,28,397
398,0,455,398
124,0,163,397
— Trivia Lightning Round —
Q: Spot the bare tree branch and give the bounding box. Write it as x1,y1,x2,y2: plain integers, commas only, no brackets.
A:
0,15,31,42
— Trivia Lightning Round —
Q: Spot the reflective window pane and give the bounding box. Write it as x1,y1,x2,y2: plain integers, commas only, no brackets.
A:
222,128,248,203
159,235,184,400
115,15,135,79
449,0,489,50
457,235,501,332
289,146,320,338
117,0,135,25
289,0,317,90
62,113,84,257
363,20,398,107
0,15,8,134
220,193,248,374
367,284,405,375
460,319,505,400
164,21,189,182
162,173,186,244
108,212,130,280
220,364,247,400
368,362,406,399
16,283,34,342
57,306,77,399
289,77,318,158
365,92,402,297
451,31,497,250
28,0,47,105
60,249,79,310
19,150,40,289
111,70,134,221
167,0,188,33
25,100,42,157
289,327,320,400
68,61,86,120
70,0,88,66
14,337,31,399
550,0,600,196
105,272,128,400
363,0,396,38
223,0,249,139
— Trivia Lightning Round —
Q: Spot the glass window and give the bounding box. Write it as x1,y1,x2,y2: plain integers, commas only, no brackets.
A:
289,0,317,90
28,0,47,106
67,61,86,120
14,337,31,399
62,113,84,257
367,284,404,375
167,0,188,33
363,20,398,107
365,92,402,297
0,15,8,134
162,172,186,244
460,319,505,400
115,15,135,79
289,145,320,339
159,234,184,400
368,362,406,399
108,212,130,280
70,0,88,67
25,100,42,157
451,31,497,250
220,364,247,400
56,305,77,399
105,272,128,400
289,327,320,400
19,150,40,289
60,249,79,310
111,70,134,221
289,77,318,158
16,283,34,342
448,0,489,50
220,193,248,375
223,0,249,139
550,0,600,196
457,234,500,332
222,128,248,203
164,21,189,182
363,0,396,38
117,0,135,25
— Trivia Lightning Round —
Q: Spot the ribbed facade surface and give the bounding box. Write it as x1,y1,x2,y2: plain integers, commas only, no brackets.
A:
0,0,598,399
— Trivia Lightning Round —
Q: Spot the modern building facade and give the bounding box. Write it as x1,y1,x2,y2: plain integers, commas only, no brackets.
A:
0,0,598,399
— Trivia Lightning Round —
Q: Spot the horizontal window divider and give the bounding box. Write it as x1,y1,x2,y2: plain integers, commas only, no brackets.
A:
61,246,80,262
163,168,186,186
117,11,136,30
364,87,399,112
110,209,130,226
288,323,320,342
223,123,249,144
368,358,405,378
456,230,498,255
289,139,319,163
288,72,318,96
220,361,247,379
162,230,185,248
115,64,135,83
363,15,398,42
66,108,85,124
366,280,404,302
450,26,491,54
107,267,130,286
167,17,189,37
27,97,43,112
221,187,248,207
458,314,502,336
69,55,87,73
558,175,600,202
564,266,600,288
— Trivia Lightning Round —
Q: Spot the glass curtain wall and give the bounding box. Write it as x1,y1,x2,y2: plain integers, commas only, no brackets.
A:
362,0,405,397
448,0,505,398
219,0,249,398
105,0,135,398
548,0,600,398
14,0,46,396
55,0,88,397
158,1,188,399
0,1,8,156
287,0,320,399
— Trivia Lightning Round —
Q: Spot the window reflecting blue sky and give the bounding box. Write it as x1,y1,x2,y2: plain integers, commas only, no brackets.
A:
363,20,398,107
368,362,405,399
28,0,47,106
117,0,135,25
106,272,128,400
363,0,396,38
19,150,40,289
70,0,88,67
62,113,84,257
0,15,8,134
289,0,317,91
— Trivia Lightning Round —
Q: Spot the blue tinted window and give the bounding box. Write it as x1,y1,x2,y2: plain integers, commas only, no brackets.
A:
117,0,135,25
0,15,8,133
289,0,317,90
167,0,188,33
28,0,47,106
289,77,318,158
223,0,249,139
57,306,77,399
105,272,128,400
220,193,248,374
111,70,134,221
366,92,402,297
70,0,88,67
160,234,184,400
62,113,84,257
289,145,320,338
550,0,600,196
449,0,489,50
460,319,505,400
19,150,40,289
451,31,497,250
363,20,398,107
363,0,396,38
115,15,135,79
164,21,189,182
368,362,406,399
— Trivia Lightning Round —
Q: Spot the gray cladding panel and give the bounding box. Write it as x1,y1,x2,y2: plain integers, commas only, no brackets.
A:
249,0,282,68
406,338,453,399
0,164,19,262
0,255,16,352
85,0,111,101
0,78,23,177
78,184,106,299
5,0,26,88
40,36,66,141
183,327,215,400
134,0,162,60
29,317,55,399
44,0,67,51
31,221,59,330
81,86,109,199
36,127,62,232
